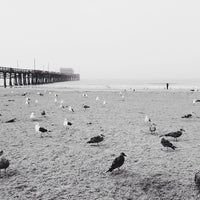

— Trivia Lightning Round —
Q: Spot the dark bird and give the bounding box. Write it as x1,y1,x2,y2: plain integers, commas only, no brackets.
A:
106,152,126,172
0,150,3,156
41,110,46,116
83,104,90,109
161,138,176,150
181,114,192,118
160,129,185,141
87,134,105,145
0,157,10,175
5,118,16,123
195,171,200,187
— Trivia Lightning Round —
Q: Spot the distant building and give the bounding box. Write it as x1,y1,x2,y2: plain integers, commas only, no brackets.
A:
60,68,74,74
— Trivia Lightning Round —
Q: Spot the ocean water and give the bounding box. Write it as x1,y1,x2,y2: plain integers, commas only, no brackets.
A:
1,78,200,91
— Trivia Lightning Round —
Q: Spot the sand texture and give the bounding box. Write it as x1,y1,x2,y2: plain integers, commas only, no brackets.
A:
0,88,200,200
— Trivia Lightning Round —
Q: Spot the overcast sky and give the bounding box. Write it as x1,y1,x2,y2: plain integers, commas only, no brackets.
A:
0,0,200,80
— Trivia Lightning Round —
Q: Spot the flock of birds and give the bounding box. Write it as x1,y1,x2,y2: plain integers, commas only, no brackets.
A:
2,89,200,190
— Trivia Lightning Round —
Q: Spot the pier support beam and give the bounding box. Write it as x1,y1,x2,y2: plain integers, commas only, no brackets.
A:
9,73,12,87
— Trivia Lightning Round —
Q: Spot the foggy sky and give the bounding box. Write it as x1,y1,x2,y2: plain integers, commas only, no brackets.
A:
0,0,200,80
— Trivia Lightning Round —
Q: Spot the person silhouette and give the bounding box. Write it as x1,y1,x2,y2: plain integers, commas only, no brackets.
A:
166,83,169,90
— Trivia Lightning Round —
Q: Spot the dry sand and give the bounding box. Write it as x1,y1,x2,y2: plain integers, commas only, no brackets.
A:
0,87,200,199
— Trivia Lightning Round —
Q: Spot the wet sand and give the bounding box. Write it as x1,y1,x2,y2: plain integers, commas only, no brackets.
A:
0,87,200,199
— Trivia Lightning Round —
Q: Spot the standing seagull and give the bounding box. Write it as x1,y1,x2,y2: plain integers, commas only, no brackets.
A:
106,152,126,172
41,110,46,116
68,106,74,112
149,123,156,134
96,96,100,101
145,115,151,123
161,138,176,150
35,123,49,137
87,134,105,145
30,112,37,121
103,100,106,105
160,129,185,141
63,118,72,129
0,157,9,176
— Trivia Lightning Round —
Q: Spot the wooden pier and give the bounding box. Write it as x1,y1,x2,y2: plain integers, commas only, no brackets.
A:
0,66,80,88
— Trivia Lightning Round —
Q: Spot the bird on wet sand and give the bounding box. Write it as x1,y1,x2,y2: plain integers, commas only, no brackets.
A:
87,134,105,145
106,152,126,172
30,112,37,121
160,128,185,141
181,113,193,118
145,115,151,123
68,106,74,112
0,157,10,176
161,138,176,150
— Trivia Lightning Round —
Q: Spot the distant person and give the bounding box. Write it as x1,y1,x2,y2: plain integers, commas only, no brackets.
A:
166,83,169,90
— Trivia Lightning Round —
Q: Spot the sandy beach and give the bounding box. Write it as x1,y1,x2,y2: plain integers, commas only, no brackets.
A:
0,87,200,199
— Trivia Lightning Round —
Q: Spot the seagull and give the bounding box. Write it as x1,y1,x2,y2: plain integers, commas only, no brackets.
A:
30,112,37,121
181,113,193,118
195,171,200,187
161,138,176,150
145,115,151,123
106,152,126,172
25,97,30,105
35,123,49,137
5,118,16,123
83,93,88,97
63,119,72,129
54,98,58,103
41,110,46,116
160,128,185,141
37,92,44,96
35,99,38,104
87,134,105,145
60,99,64,104
149,123,156,134
83,104,90,109
55,94,58,97
96,96,100,101
0,157,10,176
68,106,74,112
103,100,106,105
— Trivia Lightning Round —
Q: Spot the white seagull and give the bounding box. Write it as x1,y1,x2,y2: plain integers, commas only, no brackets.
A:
96,96,100,101
30,112,37,121
145,115,151,123
63,118,72,129
103,100,106,105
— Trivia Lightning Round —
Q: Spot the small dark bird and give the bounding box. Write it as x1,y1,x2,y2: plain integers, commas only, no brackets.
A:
181,114,192,118
35,123,49,134
195,171,200,187
161,138,176,150
106,152,126,172
0,157,10,175
160,129,185,141
41,110,46,116
5,118,16,123
87,134,105,145
83,104,90,109
0,150,3,156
